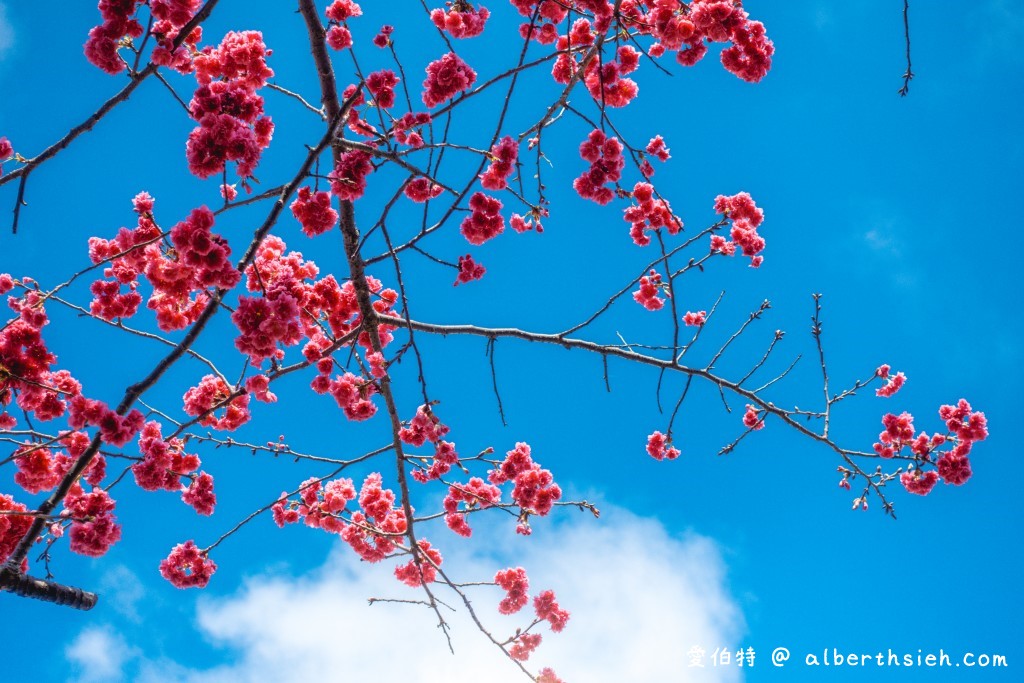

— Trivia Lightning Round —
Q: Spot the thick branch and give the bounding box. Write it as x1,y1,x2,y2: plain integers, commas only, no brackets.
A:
0,566,97,610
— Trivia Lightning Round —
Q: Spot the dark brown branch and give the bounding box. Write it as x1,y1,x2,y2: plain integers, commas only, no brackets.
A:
0,565,97,610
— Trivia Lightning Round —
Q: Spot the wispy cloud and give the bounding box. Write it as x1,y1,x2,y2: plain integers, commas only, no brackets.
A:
65,627,136,683
864,228,901,258
0,4,13,59
98,564,147,622
125,508,744,683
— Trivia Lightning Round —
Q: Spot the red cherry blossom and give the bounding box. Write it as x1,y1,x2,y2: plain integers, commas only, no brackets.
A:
937,453,972,486
537,668,565,683
573,129,624,206
488,442,561,516
404,177,444,203
480,136,519,190
367,69,399,109
646,431,680,461
442,477,501,536
245,374,278,403
372,25,393,48
0,137,13,177
150,0,201,29
510,212,544,233
646,135,671,162
683,310,707,327
394,540,443,587
329,150,373,201
13,445,64,494
625,182,679,246
326,0,361,22
454,255,486,286
328,372,378,421
133,421,200,492
534,589,570,632
876,370,907,398
431,5,490,38
160,540,217,588
743,404,765,430
327,26,353,50
901,470,939,496
633,270,665,311
422,52,477,107
495,566,529,614
65,485,122,557
183,375,251,431
399,405,450,447
195,30,274,89
460,192,505,245
182,472,216,515
509,633,542,661
0,494,32,570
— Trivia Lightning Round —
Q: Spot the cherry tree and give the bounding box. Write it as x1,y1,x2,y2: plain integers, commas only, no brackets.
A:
0,1,985,680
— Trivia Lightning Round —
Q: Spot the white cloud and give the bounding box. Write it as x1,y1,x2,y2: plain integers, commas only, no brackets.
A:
133,507,745,683
65,626,135,683
0,4,13,59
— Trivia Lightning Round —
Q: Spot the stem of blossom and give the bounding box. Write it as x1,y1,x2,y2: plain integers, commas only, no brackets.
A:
811,294,831,438
899,0,913,96
375,313,891,508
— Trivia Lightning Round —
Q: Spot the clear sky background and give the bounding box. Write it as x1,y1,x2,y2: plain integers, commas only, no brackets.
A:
1,2,1022,682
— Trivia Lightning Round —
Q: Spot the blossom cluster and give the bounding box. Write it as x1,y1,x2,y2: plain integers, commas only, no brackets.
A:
573,129,625,206
481,136,519,191
325,0,362,50
400,404,460,483
160,540,217,588
625,182,680,247
711,191,767,267
646,431,680,461
633,269,666,311
187,31,275,181
875,364,907,398
870,399,989,496
488,442,561,534
431,4,490,38
443,477,501,537
269,472,419,570
460,192,505,245
619,0,774,82
422,52,477,107
290,186,339,238
494,566,570,661
88,198,241,332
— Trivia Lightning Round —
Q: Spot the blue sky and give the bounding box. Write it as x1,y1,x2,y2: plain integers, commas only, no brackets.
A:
1,2,1022,682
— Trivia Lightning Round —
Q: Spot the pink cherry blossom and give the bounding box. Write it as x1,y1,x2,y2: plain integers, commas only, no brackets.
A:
160,540,217,588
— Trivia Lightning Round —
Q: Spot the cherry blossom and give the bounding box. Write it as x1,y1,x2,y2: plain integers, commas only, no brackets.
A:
431,5,490,38
646,431,680,461
160,540,217,588
422,52,477,107
633,270,665,311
